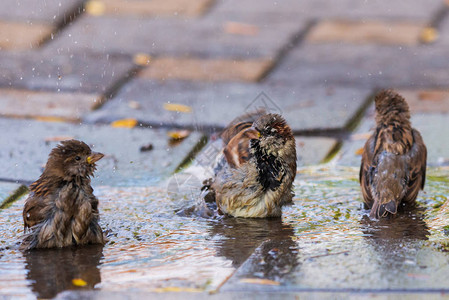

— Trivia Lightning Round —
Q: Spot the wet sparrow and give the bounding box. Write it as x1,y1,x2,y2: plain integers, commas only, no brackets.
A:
360,90,427,219
204,113,297,218
22,140,105,249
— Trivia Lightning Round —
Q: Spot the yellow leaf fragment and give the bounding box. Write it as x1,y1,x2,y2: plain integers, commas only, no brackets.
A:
133,53,152,66
168,130,191,141
72,278,87,287
419,27,438,44
85,0,106,16
355,147,364,155
111,118,138,128
153,286,202,293
163,103,192,113
240,278,280,285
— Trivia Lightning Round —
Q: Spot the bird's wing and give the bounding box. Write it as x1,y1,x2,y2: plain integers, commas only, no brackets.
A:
221,110,265,145
360,134,376,208
223,126,259,168
404,129,427,203
23,195,48,230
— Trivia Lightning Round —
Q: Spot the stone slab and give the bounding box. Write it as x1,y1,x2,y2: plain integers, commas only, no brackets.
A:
84,79,371,133
0,0,83,24
215,0,442,20
0,21,52,51
0,89,102,121
296,137,338,166
435,10,449,46
397,89,449,113
0,118,205,186
307,20,424,46
140,57,273,82
335,106,449,167
44,13,307,59
267,43,449,89
85,0,213,17
0,51,135,94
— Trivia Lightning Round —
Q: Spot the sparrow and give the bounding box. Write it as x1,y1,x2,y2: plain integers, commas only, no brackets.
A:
203,113,297,218
359,90,427,219
21,140,105,249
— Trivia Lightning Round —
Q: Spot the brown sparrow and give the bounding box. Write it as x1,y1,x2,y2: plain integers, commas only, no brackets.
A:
204,113,297,218
22,140,105,249
360,90,427,219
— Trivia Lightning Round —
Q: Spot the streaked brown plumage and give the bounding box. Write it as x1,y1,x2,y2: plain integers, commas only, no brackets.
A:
22,140,105,249
360,90,427,219
204,113,297,218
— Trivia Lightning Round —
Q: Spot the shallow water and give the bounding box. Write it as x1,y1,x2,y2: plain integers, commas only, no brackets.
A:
0,166,448,298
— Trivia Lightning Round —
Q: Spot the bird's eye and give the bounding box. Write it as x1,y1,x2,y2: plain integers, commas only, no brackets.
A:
75,156,81,161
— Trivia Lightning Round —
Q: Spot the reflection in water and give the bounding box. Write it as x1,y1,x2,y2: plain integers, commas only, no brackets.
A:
24,244,103,299
361,206,429,268
209,217,299,281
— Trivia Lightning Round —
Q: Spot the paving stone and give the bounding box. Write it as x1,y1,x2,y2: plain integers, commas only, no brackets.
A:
296,137,338,166
306,20,424,46
0,21,52,51
215,0,442,20
435,8,449,46
398,89,449,113
85,0,213,17
267,43,449,89
44,13,307,59
0,118,205,186
0,51,135,94
139,57,272,82
84,79,371,133
335,106,449,167
0,89,101,121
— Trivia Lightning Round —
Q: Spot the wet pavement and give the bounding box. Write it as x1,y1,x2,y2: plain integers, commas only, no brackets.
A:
1,0,449,299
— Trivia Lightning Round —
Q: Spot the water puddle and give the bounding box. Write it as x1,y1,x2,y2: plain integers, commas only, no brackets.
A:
0,165,448,298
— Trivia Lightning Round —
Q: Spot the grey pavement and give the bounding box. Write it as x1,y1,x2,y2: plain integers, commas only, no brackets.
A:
84,79,371,133
0,118,205,186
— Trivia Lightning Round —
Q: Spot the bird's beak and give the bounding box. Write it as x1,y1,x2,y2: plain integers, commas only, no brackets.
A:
245,127,261,139
87,152,104,164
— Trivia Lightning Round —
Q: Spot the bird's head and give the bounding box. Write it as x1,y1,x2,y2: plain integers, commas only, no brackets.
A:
374,89,411,125
44,140,104,180
249,113,294,155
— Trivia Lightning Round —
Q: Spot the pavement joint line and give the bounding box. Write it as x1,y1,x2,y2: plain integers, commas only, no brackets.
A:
420,2,449,44
259,19,318,82
174,134,208,173
92,64,142,111
0,178,33,186
84,118,353,140
343,89,375,132
321,140,343,164
0,184,28,210
215,239,273,294
38,1,87,48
